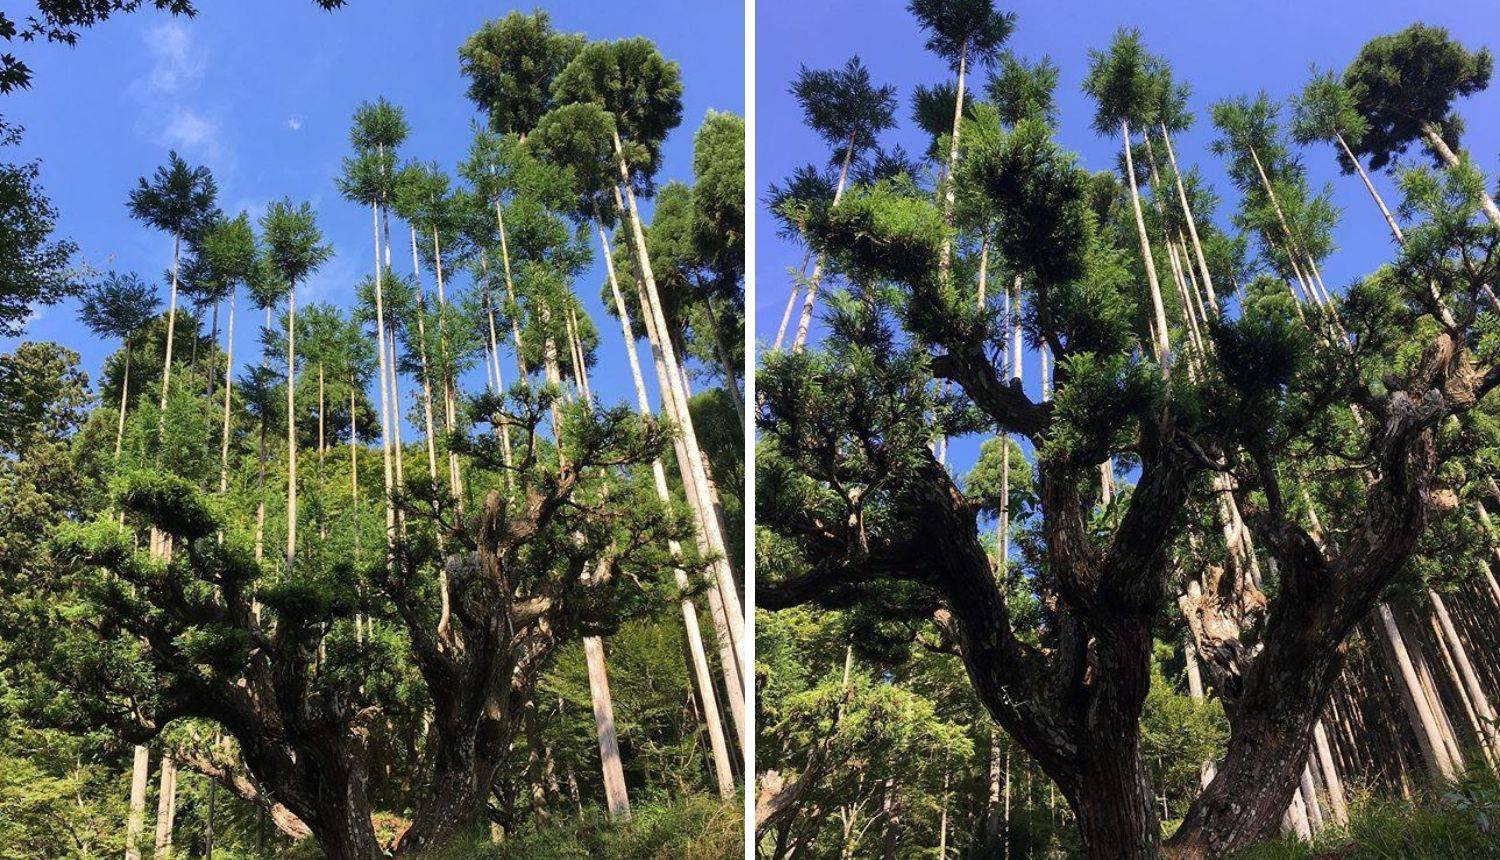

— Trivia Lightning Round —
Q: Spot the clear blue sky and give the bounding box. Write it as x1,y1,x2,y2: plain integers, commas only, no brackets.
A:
755,0,1500,482
3,0,744,419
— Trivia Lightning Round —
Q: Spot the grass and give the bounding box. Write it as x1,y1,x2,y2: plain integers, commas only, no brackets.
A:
1231,769,1500,859
416,792,743,860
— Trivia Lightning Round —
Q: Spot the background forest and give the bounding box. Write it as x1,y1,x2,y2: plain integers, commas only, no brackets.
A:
757,1,1500,858
0,2,745,858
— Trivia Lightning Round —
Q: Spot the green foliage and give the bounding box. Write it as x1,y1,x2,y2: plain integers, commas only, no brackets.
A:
0,131,79,336
789,56,897,155
127,150,219,242
460,10,585,137
1342,23,1494,171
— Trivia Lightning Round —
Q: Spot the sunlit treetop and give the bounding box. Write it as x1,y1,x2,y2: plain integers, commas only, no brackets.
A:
691,110,745,275
1342,23,1494,171
1081,26,1161,134
529,101,625,221
77,271,158,343
551,37,683,181
126,150,218,241
348,97,409,153
196,211,259,288
258,198,331,288
459,9,585,137
790,56,897,157
907,0,1015,69
1290,67,1369,152
986,52,1059,126
1147,59,1192,134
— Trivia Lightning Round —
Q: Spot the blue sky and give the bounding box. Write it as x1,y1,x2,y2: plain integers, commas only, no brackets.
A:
3,0,744,419
755,0,1500,482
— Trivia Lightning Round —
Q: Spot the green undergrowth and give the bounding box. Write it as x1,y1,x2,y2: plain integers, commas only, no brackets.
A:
1230,769,1500,860
414,792,743,860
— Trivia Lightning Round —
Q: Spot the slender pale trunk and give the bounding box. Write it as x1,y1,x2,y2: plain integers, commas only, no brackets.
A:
1421,121,1500,228
936,37,968,281
407,226,445,503
1298,762,1323,835
480,276,515,482
218,293,236,495
1428,610,1496,770
773,250,812,351
369,199,397,562
611,159,747,686
1122,119,1171,369
125,745,149,860
1430,590,1500,760
597,219,745,749
430,224,464,509
793,131,856,351
1377,603,1456,779
1311,721,1348,825
704,295,744,425
492,199,529,378
285,285,298,577
115,346,132,460
153,754,178,858
1159,124,1218,308
157,236,182,428
583,635,630,819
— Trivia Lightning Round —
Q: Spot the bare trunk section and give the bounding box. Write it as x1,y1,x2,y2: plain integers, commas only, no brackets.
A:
125,745,149,860
285,284,298,578
1121,119,1172,369
369,199,397,566
1421,122,1500,229
792,132,856,352
611,162,747,691
584,635,631,820
153,753,178,858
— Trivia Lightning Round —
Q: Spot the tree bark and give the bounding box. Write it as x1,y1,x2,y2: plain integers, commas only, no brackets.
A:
153,753,178,858
285,283,298,578
584,635,631,820
793,131,856,352
125,745,149,860
1421,121,1500,229
1121,119,1171,370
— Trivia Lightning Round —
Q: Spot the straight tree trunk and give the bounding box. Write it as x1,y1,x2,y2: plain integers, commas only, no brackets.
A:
1377,603,1456,779
583,635,631,820
936,36,969,282
369,200,397,564
611,166,748,687
157,236,182,431
1121,119,1172,369
285,285,298,577
772,250,811,351
793,131,856,351
1420,121,1500,229
125,745,149,860
1158,124,1218,308
219,293,235,495
153,753,178,858
1430,590,1500,760
115,346,132,460
1311,720,1348,825
704,294,745,426
597,216,745,741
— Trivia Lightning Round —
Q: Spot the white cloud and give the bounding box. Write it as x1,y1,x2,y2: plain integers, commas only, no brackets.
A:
287,116,303,132
140,21,205,96
160,107,224,160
